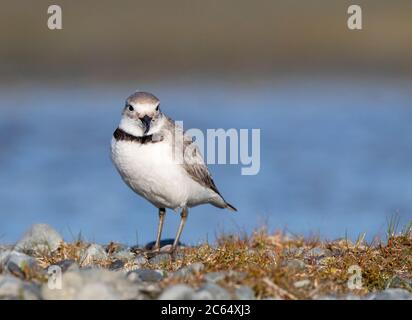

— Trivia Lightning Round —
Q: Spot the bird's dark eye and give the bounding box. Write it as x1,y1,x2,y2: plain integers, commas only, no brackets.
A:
128,105,134,111
156,105,160,111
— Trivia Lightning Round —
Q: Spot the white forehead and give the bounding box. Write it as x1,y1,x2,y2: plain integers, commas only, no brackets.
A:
131,102,158,113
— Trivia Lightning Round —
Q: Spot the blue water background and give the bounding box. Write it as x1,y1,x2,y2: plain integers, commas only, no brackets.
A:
0,76,411,245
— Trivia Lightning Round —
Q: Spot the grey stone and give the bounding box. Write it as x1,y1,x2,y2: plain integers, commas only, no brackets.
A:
306,247,327,257
194,282,231,300
134,254,148,266
112,249,135,261
174,262,205,277
0,275,42,300
385,276,412,290
293,279,311,288
41,268,143,300
227,270,247,281
14,224,63,253
109,260,125,271
74,283,120,300
6,262,26,279
55,259,78,273
283,247,304,256
158,284,196,300
173,251,185,261
0,245,13,253
160,244,173,252
365,288,412,300
283,259,306,270
203,271,246,283
1,251,41,278
131,269,164,282
136,282,162,295
80,244,108,266
0,250,12,266
204,272,226,283
149,253,171,265
235,286,255,300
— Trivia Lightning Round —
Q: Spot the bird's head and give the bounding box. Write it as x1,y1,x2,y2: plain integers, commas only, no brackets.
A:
119,91,163,136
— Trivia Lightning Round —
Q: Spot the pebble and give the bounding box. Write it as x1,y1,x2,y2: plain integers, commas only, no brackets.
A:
134,254,148,266
173,262,205,277
158,284,196,300
294,279,311,288
365,288,412,300
80,244,108,266
283,259,306,270
160,244,173,252
112,249,135,261
283,247,304,256
306,247,327,257
109,260,125,271
194,282,232,300
385,276,412,290
75,282,120,300
1,251,41,278
148,253,171,265
204,271,226,283
235,286,256,300
41,268,144,300
0,250,12,266
0,274,42,300
55,259,78,273
131,269,164,282
14,224,63,253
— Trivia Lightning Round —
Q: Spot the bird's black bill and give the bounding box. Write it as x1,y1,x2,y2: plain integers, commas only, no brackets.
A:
140,115,152,134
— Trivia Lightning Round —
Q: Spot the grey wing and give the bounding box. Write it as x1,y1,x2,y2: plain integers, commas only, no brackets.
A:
164,117,221,195
164,117,237,211
181,132,222,196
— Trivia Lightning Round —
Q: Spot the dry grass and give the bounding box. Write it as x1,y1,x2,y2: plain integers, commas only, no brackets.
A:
34,227,412,299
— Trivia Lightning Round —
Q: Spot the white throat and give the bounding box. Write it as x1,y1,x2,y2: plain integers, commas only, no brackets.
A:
119,117,145,137
118,114,166,137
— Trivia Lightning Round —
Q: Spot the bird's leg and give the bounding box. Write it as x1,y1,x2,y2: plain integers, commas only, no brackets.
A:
154,208,166,251
171,207,188,253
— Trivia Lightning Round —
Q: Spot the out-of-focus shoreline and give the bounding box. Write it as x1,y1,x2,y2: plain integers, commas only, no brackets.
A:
1,0,412,80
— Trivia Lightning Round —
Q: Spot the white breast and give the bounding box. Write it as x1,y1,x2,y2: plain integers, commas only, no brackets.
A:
111,138,214,210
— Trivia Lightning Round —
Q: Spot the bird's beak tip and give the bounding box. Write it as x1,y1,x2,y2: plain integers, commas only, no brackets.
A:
141,115,152,135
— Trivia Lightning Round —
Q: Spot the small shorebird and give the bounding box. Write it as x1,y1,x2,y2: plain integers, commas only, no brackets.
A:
111,91,236,252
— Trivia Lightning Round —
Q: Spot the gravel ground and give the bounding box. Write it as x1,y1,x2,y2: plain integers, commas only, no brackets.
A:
0,224,411,300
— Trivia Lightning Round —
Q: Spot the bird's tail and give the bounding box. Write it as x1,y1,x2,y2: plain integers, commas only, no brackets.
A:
225,202,237,212
211,192,237,212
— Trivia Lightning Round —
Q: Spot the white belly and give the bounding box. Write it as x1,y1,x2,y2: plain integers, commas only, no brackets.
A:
111,138,214,210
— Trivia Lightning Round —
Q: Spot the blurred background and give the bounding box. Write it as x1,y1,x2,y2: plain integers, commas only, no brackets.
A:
0,0,411,245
